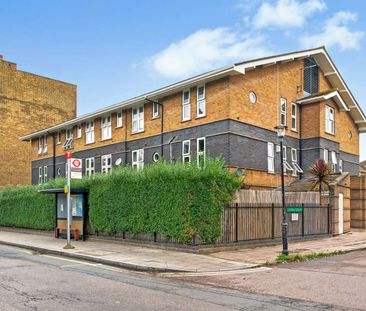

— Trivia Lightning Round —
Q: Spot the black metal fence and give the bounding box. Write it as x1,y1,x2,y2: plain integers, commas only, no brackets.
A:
218,203,331,244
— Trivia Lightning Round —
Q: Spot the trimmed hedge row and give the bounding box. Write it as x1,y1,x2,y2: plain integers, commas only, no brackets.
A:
0,159,242,243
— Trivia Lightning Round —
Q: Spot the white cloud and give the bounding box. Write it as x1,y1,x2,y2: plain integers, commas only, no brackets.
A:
253,0,326,29
300,11,364,50
148,28,271,79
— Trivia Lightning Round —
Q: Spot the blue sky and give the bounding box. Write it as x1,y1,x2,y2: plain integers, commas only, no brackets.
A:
0,0,365,159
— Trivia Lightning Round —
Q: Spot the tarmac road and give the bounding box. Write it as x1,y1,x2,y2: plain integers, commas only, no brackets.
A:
0,244,353,311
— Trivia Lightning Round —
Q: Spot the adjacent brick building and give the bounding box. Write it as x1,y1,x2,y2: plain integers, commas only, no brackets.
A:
21,47,366,189
0,56,76,187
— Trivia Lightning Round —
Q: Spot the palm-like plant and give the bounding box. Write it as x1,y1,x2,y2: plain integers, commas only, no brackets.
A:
308,159,332,203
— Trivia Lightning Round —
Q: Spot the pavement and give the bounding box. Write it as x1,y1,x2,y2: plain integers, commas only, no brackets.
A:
1,229,366,273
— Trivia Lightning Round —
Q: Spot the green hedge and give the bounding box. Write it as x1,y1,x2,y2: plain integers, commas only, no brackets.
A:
0,185,55,230
0,159,242,243
88,159,241,243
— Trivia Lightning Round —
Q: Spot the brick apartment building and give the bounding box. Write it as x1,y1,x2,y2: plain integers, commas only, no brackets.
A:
0,56,76,187
21,47,366,189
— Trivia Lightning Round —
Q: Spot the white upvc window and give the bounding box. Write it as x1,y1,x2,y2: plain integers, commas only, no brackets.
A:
182,90,191,121
64,128,73,150
132,149,144,169
152,102,159,118
85,157,95,177
43,166,48,183
101,154,112,173
43,135,48,154
282,145,287,161
267,142,275,173
324,149,329,163
291,148,298,176
291,103,297,131
77,124,82,138
280,98,287,126
85,120,95,144
197,137,206,168
325,106,335,135
66,128,73,140
132,106,144,133
38,167,43,184
197,85,206,118
38,136,43,155
56,131,62,144
117,111,123,128
101,115,112,140
331,151,337,173
182,140,191,163
339,159,343,173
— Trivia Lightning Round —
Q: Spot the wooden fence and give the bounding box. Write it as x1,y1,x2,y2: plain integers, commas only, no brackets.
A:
218,203,331,244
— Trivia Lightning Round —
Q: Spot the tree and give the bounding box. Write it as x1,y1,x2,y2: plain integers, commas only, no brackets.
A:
308,159,332,203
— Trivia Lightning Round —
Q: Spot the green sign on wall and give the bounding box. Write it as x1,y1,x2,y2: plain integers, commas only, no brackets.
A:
287,206,303,213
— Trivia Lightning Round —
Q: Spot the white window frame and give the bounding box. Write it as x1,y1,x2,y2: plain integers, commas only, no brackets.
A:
182,90,191,121
85,120,95,144
85,157,95,177
116,111,123,128
101,154,112,173
280,98,287,127
132,149,144,169
324,149,329,163
282,145,287,161
182,140,191,163
132,106,144,133
56,131,62,145
101,115,112,140
197,137,206,167
291,103,297,131
331,151,337,173
197,85,206,118
77,124,82,138
339,159,343,173
66,128,73,140
38,137,43,155
38,167,43,184
43,135,48,154
291,148,298,176
267,142,275,173
43,166,48,183
325,106,335,135
152,102,159,119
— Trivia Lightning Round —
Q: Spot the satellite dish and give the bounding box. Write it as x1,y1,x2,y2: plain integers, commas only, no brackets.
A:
115,158,122,166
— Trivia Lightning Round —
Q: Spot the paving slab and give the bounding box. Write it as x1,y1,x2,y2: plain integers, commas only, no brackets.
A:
0,230,255,273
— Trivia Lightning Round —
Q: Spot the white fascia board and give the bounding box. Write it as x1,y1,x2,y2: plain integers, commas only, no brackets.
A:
297,91,349,111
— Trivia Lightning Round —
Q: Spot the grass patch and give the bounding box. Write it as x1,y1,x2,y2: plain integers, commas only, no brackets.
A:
275,250,345,264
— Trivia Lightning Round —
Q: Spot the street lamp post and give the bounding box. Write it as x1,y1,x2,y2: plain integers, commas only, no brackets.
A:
275,125,289,255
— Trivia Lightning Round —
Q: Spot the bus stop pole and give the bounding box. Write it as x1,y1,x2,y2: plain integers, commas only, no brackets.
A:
64,156,74,249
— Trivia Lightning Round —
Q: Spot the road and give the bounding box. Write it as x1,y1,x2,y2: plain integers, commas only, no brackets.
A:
0,244,353,311
178,250,366,311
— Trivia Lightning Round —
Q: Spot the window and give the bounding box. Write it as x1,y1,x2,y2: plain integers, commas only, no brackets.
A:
182,140,191,163
77,124,82,138
291,148,303,176
339,159,343,173
56,131,62,144
101,154,112,173
331,151,337,173
38,167,43,184
280,98,287,126
282,146,293,174
43,135,48,154
38,137,43,155
325,106,335,135
152,152,160,162
197,137,206,167
291,103,297,131
267,142,275,173
132,106,144,133
152,103,159,118
117,111,123,128
182,90,190,121
197,85,206,118
282,145,287,161
101,115,112,140
85,157,95,177
324,149,329,163
304,58,319,94
64,128,73,149
132,149,144,169
43,166,48,183
85,121,95,144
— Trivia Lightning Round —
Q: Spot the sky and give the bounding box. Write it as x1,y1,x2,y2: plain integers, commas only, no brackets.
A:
0,0,365,160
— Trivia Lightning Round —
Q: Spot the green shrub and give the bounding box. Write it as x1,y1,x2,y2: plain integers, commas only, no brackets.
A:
0,158,242,243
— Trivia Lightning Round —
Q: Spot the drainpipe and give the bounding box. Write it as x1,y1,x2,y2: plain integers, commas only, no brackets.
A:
48,131,56,179
124,110,128,165
299,103,303,180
